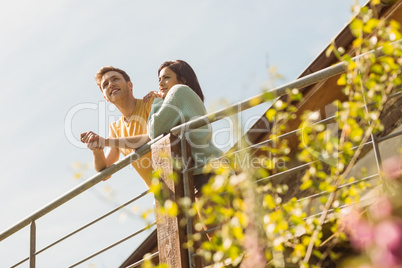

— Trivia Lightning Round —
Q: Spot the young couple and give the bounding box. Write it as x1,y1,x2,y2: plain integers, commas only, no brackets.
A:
80,60,222,194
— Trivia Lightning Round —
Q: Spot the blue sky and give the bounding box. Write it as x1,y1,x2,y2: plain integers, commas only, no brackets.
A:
0,0,364,267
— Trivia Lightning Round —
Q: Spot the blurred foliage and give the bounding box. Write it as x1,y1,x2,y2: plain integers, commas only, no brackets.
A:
146,1,402,267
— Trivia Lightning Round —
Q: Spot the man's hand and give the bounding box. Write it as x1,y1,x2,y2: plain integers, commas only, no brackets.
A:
143,91,163,103
80,131,105,150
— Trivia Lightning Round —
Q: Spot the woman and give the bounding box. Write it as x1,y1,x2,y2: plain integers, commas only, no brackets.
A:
145,60,223,194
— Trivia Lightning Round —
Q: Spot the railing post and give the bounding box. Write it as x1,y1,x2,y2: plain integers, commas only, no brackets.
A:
29,221,36,268
180,137,203,268
151,134,196,268
371,134,383,175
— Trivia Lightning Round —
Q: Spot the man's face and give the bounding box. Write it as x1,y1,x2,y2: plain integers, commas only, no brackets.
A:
101,71,132,103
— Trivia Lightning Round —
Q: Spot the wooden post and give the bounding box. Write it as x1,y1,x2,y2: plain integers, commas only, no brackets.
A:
151,134,196,268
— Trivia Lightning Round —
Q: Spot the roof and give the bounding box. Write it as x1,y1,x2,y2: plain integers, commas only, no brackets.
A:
119,229,158,268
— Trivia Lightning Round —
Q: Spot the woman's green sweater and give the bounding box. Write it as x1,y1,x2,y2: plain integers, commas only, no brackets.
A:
147,85,222,174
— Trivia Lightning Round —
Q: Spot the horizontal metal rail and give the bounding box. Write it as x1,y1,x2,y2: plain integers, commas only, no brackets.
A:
305,203,354,220
195,172,381,238
187,122,401,175
298,173,379,203
378,129,402,142
226,90,401,157
125,251,160,268
253,128,400,185
253,139,373,183
69,222,156,268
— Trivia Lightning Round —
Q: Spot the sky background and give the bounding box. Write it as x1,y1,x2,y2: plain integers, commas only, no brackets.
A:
0,0,365,267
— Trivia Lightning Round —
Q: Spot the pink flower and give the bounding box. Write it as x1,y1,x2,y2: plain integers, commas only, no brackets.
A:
369,196,393,220
375,220,402,249
340,208,374,250
352,219,374,250
382,157,402,180
372,220,402,267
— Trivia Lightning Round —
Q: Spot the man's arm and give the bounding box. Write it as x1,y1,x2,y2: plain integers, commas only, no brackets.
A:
80,131,151,179
80,132,120,181
105,134,150,149
80,131,150,151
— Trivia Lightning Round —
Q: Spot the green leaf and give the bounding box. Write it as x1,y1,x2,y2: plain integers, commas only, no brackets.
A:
350,127,363,142
164,200,178,216
350,19,363,37
326,45,334,57
313,249,323,258
266,109,277,122
382,42,394,55
363,18,379,33
371,64,383,75
300,179,313,190
352,37,363,48
264,194,276,210
337,74,347,86
294,244,306,257
249,96,262,107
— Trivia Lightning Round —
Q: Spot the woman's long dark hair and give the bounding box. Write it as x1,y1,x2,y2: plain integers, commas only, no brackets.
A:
158,60,204,102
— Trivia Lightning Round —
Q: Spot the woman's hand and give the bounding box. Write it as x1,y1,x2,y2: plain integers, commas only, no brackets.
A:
143,91,163,102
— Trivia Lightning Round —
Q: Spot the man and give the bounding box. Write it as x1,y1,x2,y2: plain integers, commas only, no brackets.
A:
80,66,154,187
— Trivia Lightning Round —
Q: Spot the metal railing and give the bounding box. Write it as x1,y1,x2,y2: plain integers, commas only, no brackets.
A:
7,190,156,267
1,39,401,267
0,137,162,266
